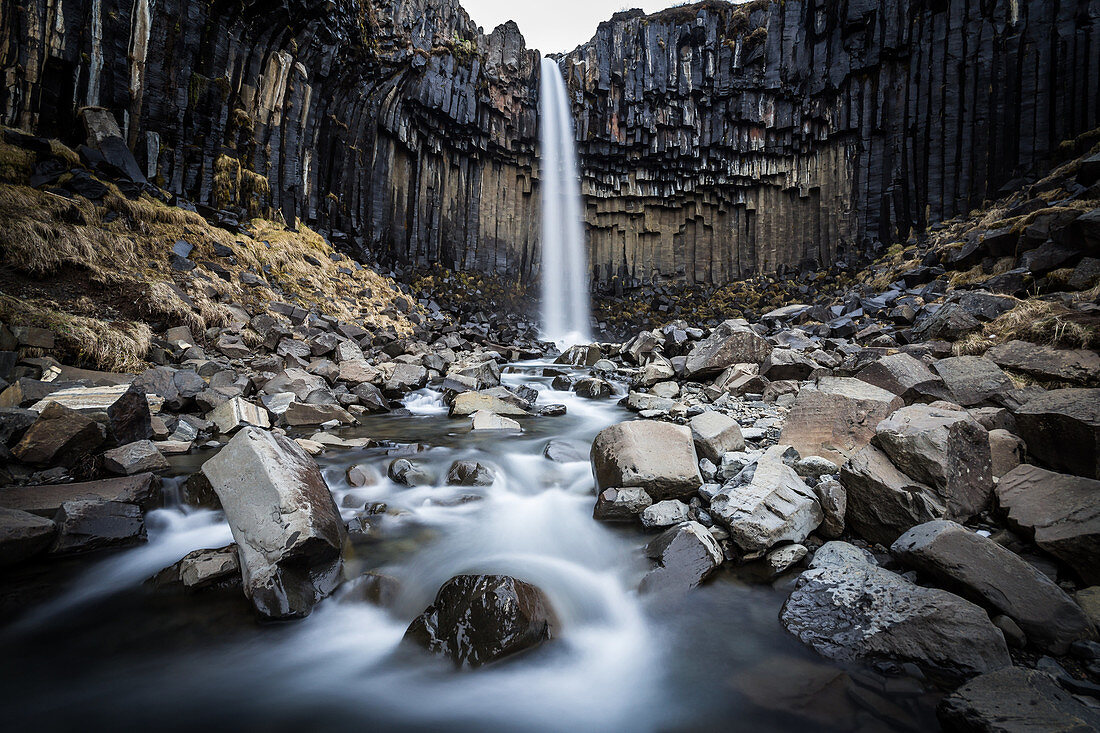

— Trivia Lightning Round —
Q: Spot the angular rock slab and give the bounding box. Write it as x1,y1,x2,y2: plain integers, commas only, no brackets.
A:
404,574,556,668
683,320,772,379
780,542,1011,679
931,356,1014,408
688,411,745,462
840,445,944,546
639,521,724,595
778,377,903,465
1014,388,1100,479
938,667,1100,733
0,507,56,566
593,487,653,522
987,340,1100,385
102,440,169,476
590,420,702,501
50,500,146,554
855,352,951,404
892,520,1094,655
709,445,822,555
11,401,106,467
996,464,1100,584
201,427,346,619
0,473,159,517
208,396,271,434
873,404,993,520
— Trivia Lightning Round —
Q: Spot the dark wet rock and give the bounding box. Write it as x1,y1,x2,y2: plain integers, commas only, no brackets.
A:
0,507,56,566
0,473,160,517
555,344,602,367
590,420,702,501
573,377,612,399
873,405,993,520
542,439,589,464
781,542,1011,679
987,341,1100,385
639,521,724,595
996,465,1100,584
201,427,345,619
102,440,170,476
154,545,241,590
50,500,146,555
353,383,390,413
0,407,37,448
688,411,745,463
912,304,982,342
709,445,822,555
813,478,846,540
105,383,153,445
779,377,903,465
683,320,772,379
855,353,952,404
11,402,106,467
841,445,944,546
760,349,817,381
931,357,1015,408
388,458,432,486
445,460,496,486
1014,388,1100,479
948,291,1018,322
404,574,556,668
938,667,1100,732
892,520,1094,655
593,487,653,522
339,572,402,608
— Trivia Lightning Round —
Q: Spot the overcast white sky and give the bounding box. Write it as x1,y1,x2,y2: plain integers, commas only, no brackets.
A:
462,1,694,55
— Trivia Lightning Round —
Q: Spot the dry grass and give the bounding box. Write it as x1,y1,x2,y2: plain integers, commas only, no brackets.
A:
953,298,1100,355
0,294,152,372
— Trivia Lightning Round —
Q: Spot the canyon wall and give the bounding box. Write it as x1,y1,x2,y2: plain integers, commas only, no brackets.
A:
1,0,1099,288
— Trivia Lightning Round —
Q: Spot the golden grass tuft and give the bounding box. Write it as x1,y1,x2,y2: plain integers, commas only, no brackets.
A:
953,298,1100,354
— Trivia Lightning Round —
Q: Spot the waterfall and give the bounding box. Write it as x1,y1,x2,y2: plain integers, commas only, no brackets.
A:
539,57,591,347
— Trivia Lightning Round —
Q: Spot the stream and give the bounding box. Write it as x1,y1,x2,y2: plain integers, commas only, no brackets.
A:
0,361,941,732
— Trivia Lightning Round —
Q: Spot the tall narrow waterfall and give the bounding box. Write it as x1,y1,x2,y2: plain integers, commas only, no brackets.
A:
539,57,591,346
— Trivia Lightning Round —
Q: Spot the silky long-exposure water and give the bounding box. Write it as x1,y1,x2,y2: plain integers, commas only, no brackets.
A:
0,362,940,732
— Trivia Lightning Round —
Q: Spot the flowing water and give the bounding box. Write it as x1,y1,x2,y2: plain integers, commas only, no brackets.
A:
0,363,941,732
539,58,591,346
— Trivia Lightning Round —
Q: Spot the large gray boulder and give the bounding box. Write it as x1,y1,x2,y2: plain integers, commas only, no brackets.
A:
683,320,772,379
995,464,1100,584
688,411,745,462
709,445,823,555
987,340,1100,385
404,574,555,668
590,421,702,500
639,521,724,595
931,357,1015,407
873,405,993,520
1014,388,1100,479
840,445,944,547
780,542,1012,678
938,667,1100,732
201,427,346,619
892,520,1094,654
855,352,952,404
778,377,903,465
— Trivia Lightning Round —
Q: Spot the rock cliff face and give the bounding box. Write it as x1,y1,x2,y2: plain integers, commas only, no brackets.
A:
564,0,1100,287
1,0,540,276
1,0,1099,288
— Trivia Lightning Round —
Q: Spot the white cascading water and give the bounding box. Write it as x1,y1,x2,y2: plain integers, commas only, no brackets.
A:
539,57,591,346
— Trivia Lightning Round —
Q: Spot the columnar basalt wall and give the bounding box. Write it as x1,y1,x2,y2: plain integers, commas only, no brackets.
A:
1,0,1099,289
563,0,1100,287
0,0,541,278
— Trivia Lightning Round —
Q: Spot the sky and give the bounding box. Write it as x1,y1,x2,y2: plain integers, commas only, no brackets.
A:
461,1,696,55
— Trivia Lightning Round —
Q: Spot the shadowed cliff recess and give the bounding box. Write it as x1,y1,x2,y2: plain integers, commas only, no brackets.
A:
2,0,1099,288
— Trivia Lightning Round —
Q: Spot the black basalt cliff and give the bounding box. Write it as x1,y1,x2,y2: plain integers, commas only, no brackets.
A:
2,0,1099,288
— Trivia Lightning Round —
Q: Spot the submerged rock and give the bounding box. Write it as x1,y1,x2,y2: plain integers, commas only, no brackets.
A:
780,542,1011,679
201,427,346,620
404,574,556,668
0,507,56,566
938,667,1100,732
50,500,146,555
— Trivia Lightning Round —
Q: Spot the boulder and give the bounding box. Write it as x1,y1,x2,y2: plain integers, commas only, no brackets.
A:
208,396,270,434
780,542,1011,678
912,304,982,342
760,349,817,381
1014,388,1100,479
938,667,1100,733
638,521,724,595
987,341,1100,385
573,377,612,399
555,344,602,367
840,445,943,546
988,429,1024,478
155,545,241,590
450,391,530,418
709,446,823,555
105,383,153,445
336,358,380,385
284,402,355,426
893,520,1094,654
404,575,556,668
590,421,702,500
261,369,327,400
102,440,169,475
445,460,496,486
688,411,745,462
470,411,521,430
387,458,432,486
11,402,106,466
0,507,56,566
593,487,653,522
765,544,809,576
683,320,773,379
50,500,146,554
873,405,993,520
778,377,903,465
813,478,846,539
995,465,1100,584
201,427,346,619
931,357,1015,408
640,499,690,528
0,473,159,516
855,353,952,403
383,363,428,395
